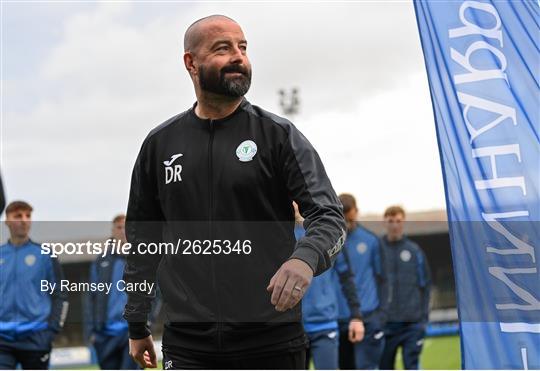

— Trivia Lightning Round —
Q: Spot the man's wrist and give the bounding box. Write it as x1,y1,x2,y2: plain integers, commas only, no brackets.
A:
128,322,151,339
289,246,319,275
350,308,363,321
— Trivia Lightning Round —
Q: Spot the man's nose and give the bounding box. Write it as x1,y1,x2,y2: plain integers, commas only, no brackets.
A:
230,46,245,63
21,215,30,222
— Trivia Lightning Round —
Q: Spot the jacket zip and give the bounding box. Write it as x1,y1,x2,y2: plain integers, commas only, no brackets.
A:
14,245,19,332
391,243,399,311
207,120,223,350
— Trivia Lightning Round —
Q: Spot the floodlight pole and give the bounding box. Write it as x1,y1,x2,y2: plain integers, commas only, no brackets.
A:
278,88,300,122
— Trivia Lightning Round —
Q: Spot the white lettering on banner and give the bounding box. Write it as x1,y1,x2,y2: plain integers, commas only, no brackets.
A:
448,1,503,45
521,348,529,370
482,211,535,261
448,0,539,358
499,323,540,334
472,144,526,195
451,41,508,84
457,92,517,143
488,267,540,310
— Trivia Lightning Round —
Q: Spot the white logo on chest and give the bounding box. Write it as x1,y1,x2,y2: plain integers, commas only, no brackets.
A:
356,242,367,254
25,254,36,266
236,140,257,162
164,153,183,184
400,249,412,262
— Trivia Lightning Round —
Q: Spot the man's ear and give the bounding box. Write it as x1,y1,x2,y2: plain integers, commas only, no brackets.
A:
183,52,197,75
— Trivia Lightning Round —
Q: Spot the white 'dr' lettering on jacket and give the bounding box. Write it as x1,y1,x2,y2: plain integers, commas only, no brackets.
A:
164,153,183,184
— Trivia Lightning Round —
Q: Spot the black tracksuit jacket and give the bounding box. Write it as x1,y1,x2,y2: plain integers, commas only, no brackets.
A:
123,98,346,355
0,172,5,214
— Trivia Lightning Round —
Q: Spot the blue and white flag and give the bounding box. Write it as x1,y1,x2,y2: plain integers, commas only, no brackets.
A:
414,1,539,369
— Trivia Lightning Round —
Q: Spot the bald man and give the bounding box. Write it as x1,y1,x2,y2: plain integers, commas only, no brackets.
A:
123,15,346,369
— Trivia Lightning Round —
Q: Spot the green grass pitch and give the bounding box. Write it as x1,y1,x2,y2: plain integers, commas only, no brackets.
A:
395,335,461,370
63,335,461,370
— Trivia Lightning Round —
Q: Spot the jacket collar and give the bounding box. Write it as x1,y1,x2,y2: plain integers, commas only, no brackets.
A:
189,97,250,124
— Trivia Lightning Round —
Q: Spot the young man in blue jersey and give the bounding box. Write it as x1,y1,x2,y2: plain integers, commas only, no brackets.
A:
379,206,430,370
336,193,388,370
0,201,68,369
85,214,159,369
293,202,364,370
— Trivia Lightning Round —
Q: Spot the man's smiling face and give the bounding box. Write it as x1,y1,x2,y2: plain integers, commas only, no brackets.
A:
186,17,252,97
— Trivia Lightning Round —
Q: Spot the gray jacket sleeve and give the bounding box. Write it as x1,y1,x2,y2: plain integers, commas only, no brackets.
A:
280,125,346,276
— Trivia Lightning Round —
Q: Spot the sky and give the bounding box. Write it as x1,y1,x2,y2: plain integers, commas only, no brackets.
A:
1,1,447,221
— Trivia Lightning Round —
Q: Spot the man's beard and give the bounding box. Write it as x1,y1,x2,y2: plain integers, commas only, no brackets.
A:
199,64,252,97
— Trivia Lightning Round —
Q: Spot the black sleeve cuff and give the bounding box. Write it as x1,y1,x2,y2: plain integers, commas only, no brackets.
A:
350,309,363,321
289,246,320,275
128,322,151,340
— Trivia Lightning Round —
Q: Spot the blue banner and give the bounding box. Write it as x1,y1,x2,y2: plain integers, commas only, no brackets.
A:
414,1,539,369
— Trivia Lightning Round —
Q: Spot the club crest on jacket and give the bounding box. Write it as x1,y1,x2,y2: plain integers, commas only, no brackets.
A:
236,140,257,162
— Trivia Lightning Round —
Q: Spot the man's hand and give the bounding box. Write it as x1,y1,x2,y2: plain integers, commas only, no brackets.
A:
348,319,365,343
266,258,313,312
129,335,157,369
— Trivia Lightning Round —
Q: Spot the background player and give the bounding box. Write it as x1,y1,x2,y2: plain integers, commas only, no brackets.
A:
85,214,158,369
336,193,388,369
379,206,431,370
294,202,364,369
0,201,68,369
